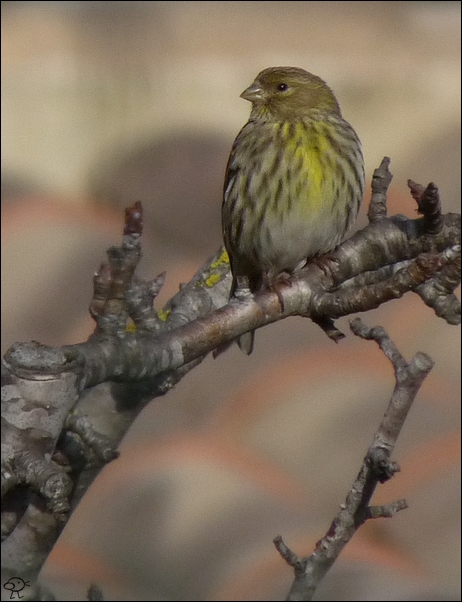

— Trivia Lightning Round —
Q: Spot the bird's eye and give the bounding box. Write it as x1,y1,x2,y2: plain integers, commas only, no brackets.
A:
277,83,289,92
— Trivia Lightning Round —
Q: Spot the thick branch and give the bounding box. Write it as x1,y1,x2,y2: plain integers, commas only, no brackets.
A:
1,163,460,592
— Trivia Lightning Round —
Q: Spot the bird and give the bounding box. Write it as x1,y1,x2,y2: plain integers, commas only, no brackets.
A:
220,66,365,355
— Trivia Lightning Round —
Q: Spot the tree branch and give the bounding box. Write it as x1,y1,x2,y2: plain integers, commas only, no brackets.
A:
277,318,434,601
1,159,460,595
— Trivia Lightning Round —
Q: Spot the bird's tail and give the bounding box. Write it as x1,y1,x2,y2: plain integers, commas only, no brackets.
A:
213,330,255,358
213,275,256,358
236,330,255,355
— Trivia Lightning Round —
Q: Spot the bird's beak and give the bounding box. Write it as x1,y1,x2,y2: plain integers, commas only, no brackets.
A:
240,82,265,103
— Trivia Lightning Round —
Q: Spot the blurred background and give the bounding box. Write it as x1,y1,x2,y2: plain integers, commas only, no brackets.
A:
1,1,460,600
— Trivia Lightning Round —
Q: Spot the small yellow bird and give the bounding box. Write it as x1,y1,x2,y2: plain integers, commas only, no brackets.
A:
221,67,364,354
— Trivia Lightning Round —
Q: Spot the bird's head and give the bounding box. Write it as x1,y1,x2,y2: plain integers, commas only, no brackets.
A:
241,67,341,121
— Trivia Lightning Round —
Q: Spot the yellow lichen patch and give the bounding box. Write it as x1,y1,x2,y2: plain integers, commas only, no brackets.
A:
125,320,137,333
195,249,230,288
210,249,229,268
204,273,222,288
157,307,171,321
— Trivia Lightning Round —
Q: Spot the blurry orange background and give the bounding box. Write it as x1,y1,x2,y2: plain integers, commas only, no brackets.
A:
2,2,460,600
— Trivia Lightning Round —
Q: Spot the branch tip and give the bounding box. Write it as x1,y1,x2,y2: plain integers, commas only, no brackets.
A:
367,499,408,519
273,535,305,572
349,318,384,341
368,157,393,223
124,201,144,236
408,180,443,234
407,179,426,204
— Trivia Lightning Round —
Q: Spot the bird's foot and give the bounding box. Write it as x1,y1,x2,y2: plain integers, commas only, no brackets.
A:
263,272,292,313
311,254,340,280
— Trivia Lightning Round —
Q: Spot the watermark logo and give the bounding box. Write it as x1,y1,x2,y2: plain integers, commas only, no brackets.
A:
3,578,30,600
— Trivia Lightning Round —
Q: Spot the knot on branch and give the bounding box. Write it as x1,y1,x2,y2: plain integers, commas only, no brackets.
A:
408,180,443,235
366,448,400,483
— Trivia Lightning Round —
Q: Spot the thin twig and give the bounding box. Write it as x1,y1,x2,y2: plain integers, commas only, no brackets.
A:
281,318,434,601
368,156,392,223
